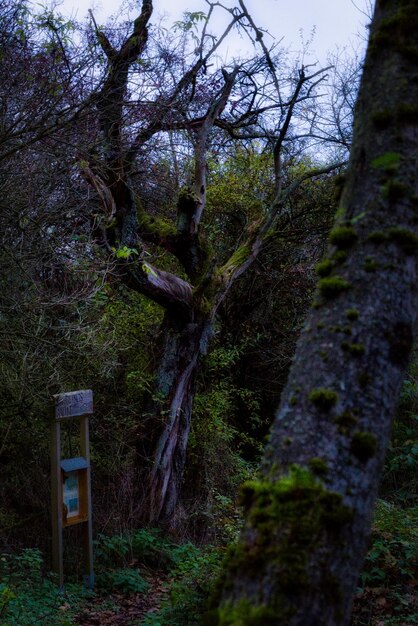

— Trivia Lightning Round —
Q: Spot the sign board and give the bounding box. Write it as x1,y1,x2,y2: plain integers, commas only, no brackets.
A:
61,458,89,526
54,390,93,420
51,391,94,589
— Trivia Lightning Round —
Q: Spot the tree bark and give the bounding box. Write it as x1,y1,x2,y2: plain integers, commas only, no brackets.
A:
211,1,418,624
147,317,213,522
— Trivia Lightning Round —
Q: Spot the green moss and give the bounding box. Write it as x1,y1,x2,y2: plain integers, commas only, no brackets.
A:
334,206,347,221
364,256,379,272
316,259,334,277
367,231,388,244
177,187,199,209
319,350,328,362
387,227,418,254
309,388,338,411
341,342,365,356
332,250,348,263
317,321,325,330
334,411,358,431
342,326,352,335
346,308,359,321
328,226,358,249
211,466,351,624
319,276,351,299
239,465,349,544
221,244,251,273
382,180,408,202
350,432,377,462
137,211,177,238
308,457,329,477
289,395,298,407
371,152,401,172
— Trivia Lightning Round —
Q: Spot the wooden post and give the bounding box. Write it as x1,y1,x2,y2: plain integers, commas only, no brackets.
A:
80,414,94,589
51,390,94,589
51,419,64,588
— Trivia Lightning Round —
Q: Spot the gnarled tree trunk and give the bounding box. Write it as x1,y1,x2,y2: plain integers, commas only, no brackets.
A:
147,317,213,522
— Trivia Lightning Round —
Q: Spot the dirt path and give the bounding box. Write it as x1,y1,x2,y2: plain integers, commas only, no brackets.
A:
76,573,168,626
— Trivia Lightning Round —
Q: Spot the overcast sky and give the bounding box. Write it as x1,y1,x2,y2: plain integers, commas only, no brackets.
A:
57,0,372,63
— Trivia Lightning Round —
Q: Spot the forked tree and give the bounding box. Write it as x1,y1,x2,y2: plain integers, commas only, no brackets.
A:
81,0,345,522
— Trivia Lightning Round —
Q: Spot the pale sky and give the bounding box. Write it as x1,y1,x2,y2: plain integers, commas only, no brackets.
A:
57,0,371,64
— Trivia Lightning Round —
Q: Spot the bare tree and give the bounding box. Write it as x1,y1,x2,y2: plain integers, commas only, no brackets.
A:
70,0,349,524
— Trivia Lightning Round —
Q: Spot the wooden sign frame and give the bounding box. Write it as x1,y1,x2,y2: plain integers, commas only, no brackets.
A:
51,390,94,589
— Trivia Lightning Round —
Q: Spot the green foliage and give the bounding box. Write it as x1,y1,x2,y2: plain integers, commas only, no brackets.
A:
142,545,223,626
95,528,177,571
381,358,417,504
96,568,149,594
361,354,417,620
0,548,90,625
185,332,261,542
174,11,206,32
362,501,417,586
353,502,417,626
94,533,131,567
205,149,274,262
114,245,139,259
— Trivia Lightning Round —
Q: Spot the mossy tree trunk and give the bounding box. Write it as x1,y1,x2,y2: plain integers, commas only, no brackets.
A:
211,1,418,624
145,315,219,522
83,0,345,524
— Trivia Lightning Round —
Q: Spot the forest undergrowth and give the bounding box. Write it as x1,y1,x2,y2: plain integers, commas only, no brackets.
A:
0,362,416,626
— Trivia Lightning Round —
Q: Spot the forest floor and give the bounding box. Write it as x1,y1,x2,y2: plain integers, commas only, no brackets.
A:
0,501,416,625
75,571,168,625
73,570,418,626
73,579,418,626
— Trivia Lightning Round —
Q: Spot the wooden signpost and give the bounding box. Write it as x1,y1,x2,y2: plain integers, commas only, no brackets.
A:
51,390,94,589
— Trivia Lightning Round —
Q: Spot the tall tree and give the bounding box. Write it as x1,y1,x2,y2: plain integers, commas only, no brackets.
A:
210,0,418,624
77,0,345,523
